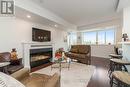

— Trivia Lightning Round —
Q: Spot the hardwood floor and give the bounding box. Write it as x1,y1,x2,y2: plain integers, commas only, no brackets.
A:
31,62,52,72
87,57,111,87
31,57,111,87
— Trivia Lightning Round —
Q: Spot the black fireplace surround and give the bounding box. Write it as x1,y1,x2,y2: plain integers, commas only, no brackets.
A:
30,48,52,68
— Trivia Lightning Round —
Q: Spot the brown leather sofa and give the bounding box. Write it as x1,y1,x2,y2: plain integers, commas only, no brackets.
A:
65,45,91,64
0,52,24,74
11,68,60,87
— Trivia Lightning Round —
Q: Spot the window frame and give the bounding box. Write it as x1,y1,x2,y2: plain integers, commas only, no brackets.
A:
105,29,116,45
82,31,97,45
68,32,77,45
97,30,106,45
81,27,116,45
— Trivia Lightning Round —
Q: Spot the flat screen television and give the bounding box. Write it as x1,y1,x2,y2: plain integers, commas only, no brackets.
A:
32,27,51,42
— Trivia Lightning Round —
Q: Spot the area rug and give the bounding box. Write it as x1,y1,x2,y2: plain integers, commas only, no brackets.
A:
34,62,95,87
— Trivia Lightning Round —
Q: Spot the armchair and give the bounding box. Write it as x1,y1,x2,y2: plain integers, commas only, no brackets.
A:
11,68,60,87
109,46,123,59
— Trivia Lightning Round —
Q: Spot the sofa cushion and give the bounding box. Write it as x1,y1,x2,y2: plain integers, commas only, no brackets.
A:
44,73,60,87
71,53,79,58
72,53,86,59
65,52,74,58
8,65,24,74
70,45,78,53
10,59,21,65
78,45,90,54
77,54,86,59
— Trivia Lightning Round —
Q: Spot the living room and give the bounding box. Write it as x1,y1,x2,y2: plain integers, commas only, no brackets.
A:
0,0,130,87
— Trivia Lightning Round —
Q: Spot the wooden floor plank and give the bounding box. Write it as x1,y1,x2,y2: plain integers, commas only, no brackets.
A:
87,57,110,87
31,57,112,87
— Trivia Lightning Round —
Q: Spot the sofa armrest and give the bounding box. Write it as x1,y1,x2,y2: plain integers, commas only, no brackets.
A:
44,73,60,87
11,68,30,81
86,52,91,57
86,52,91,65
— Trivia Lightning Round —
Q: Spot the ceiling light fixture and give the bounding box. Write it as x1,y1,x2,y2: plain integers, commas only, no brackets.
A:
54,24,58,27
27,15,31,18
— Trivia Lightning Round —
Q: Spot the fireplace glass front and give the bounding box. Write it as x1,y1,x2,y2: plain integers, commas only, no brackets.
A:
30,48,52,68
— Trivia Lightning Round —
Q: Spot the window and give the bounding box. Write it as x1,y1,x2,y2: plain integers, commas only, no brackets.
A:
82,31,96,44
69,32,77,45
106,29,115,44
82,27,115,45
98,31,105,44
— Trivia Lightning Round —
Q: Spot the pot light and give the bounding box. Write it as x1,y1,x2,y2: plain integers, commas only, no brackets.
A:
54,24,58,27
27,15,31,18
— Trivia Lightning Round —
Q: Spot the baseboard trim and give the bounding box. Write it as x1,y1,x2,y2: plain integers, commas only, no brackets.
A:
91,56,110,59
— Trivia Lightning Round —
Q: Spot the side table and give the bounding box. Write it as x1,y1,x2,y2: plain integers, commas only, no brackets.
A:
109,54,122,59
0,62,10,74
108,59,130,78
51,57,71,72
111,59,130,71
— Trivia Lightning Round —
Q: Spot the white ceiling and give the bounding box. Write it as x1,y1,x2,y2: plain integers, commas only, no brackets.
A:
117,0,130,12
15,6,69,30
31,0,121,26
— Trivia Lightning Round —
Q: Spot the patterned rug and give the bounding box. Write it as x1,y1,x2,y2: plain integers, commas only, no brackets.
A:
34,62,95,87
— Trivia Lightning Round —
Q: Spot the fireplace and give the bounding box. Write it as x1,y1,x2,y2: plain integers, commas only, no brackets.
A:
30,48,52,68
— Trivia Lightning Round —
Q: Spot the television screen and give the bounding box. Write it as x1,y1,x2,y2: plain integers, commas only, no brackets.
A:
32,27,51,42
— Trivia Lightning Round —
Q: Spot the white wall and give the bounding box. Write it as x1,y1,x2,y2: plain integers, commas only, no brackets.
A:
122,7,130,59
15,0,76,29
91,45,115,58
122,7,130,72
0,17,68,58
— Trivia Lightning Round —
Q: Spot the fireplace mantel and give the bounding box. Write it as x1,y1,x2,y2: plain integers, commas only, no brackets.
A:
22,42,54,69
22,42,54,45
